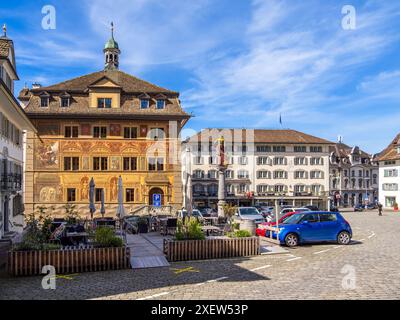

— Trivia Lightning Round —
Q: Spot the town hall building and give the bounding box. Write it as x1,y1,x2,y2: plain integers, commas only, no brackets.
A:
19,24,190,218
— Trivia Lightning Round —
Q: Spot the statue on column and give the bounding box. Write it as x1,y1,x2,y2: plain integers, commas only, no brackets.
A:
216,136,228,218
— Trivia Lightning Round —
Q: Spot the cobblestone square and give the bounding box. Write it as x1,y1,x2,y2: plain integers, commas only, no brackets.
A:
1,210,399,300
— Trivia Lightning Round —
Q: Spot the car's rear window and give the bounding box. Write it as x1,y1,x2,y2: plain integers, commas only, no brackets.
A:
319,213,337,222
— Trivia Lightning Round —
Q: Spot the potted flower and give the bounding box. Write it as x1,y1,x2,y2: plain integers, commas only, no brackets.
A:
394,202,399,212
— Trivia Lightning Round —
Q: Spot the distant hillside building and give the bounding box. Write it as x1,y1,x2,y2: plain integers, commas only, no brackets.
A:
329,140,379,208
0,24,36,240
19,24,190,217
377,134,400,209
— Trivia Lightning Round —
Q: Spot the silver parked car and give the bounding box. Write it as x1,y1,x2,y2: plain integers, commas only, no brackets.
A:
234,207,265,224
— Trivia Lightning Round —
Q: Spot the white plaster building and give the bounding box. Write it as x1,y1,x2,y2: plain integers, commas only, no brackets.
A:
182,129,333,210
0,25,36,241
329,141,379,208
377,133,400,209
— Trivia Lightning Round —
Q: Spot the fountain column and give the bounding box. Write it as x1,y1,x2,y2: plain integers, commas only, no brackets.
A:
216,136,228,218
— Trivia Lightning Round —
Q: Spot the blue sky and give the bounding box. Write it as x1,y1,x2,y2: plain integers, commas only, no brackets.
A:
1,0,400,153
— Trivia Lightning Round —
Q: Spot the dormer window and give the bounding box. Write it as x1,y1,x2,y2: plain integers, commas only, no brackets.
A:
97,98,112,109
140,99,149,109
60,92,71,107
41,97,49,107
397,146,400,154
138,93,150,109
61,97,70,107
156,99,165,109
39,92,50,108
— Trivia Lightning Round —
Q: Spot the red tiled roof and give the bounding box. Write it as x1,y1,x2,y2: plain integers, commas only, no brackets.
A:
378,133,400,162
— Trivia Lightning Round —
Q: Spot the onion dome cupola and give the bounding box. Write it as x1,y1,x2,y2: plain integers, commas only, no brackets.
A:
103,22,121,70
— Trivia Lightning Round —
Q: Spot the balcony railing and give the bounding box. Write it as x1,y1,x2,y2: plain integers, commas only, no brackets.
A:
1,174,22,192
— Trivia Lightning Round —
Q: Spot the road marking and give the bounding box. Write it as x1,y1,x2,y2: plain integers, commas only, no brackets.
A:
49,274,80,281
313,249,331,255
206,276,228,283
195,276,228,286
250,265,272,272
359,239,365,241
170,266,200,275
137,291,170,300
286,257,302,262
368,233,376,239
333,246,342,249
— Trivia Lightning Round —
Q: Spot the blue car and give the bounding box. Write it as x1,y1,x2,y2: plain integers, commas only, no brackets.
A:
274,211,352,247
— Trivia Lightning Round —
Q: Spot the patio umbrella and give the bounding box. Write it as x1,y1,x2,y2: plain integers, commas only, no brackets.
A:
89,177,96,220
100,189,105,218
116,176,125,219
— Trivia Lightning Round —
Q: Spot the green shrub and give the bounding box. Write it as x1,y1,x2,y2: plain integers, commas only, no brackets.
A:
232,222,240,231
175,217,205,241
95,227,123,247
14,208,55,251
227,230,252,238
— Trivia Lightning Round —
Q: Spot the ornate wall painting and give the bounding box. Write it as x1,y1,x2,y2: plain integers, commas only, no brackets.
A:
61,141,82,153
140,125,148,138
108,142,122,153
81,124,91,136
110,157,121,170
39,186,57,202
110,176,118,201
82,157,90,170
92,141,110,153
109,124,121,136
81,141,92,153
80,176,89,201
36,141,59,169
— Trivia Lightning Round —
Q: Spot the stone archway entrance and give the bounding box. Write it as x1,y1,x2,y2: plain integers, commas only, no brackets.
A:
149,187,164,206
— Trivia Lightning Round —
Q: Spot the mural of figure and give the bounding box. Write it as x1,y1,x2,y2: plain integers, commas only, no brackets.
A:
111,157,120,170
110,177,118,201
40,187,57,202
81,176,89,200
56,184,63,201
38,142,58,167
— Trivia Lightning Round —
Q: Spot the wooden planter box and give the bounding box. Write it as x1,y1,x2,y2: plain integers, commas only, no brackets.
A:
163,237,260,262
7,247,130,276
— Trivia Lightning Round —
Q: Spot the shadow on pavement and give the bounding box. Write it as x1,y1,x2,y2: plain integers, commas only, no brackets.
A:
0,256,270,300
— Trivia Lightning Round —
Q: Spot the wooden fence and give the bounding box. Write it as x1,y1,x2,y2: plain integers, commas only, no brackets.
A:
7,247,130,276
164,237,260,262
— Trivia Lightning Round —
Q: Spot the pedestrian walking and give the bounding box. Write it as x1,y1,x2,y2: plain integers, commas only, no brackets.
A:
378,203,383,216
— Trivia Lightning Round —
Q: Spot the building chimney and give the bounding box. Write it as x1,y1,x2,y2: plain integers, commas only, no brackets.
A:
337,135,343,143
32,82,42,89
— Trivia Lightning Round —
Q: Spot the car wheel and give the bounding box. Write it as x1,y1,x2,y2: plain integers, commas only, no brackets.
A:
285,233,299,247
337,231,351,245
